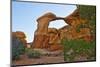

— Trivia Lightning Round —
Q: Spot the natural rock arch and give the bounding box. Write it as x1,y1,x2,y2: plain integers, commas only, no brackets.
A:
31,12,66,50
32,9,91,51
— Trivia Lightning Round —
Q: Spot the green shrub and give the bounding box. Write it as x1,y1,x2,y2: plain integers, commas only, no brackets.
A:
12,48,20,60
26,48,41,58
78,5,96,35
12,36,25,60
17,43,25,54
61,39,96,62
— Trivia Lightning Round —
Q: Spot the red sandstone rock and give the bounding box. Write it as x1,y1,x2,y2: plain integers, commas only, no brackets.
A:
32,9,94,51
32,13,57,49
12,31,27,47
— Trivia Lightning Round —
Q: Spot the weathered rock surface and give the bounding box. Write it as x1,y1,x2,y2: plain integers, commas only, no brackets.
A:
32,9,93,51
60,9,92,41
32,12,63,51
12,31,27,47
35,12,57,34
47,28,63,51
32,13,57,49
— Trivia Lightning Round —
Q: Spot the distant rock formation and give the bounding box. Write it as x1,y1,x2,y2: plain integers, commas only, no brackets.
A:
12,31,27,47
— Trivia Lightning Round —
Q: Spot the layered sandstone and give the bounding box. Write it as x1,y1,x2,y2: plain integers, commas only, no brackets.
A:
12,31,27,47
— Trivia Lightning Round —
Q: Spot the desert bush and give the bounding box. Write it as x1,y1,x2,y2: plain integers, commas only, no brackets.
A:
12,36,25,60
26,48,41,58
12,48,20,60
61,39,96,62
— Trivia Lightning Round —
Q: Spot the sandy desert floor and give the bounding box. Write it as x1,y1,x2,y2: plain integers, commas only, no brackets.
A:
12,54,65,66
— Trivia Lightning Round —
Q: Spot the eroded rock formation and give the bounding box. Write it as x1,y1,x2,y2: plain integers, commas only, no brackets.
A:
12,31,27,47
32,13,57,49
60,9,92,41
47,28,63,51
32,9,92,51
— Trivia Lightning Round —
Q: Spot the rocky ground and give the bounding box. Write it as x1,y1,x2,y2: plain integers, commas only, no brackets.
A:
12,54,65,66
12,49,91,66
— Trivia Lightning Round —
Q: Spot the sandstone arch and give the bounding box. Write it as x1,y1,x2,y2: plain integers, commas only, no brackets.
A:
32,9,91,51
32,12,66,50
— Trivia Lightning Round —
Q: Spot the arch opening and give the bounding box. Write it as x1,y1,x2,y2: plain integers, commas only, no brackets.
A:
48,20,68,29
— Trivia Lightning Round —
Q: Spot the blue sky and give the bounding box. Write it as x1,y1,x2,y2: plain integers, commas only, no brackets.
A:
12,1,77,43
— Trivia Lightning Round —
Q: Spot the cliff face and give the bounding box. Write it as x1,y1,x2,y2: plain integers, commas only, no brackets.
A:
12,31,27,47
32,9,94,51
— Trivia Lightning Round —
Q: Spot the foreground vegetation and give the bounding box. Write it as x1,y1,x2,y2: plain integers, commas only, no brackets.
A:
61,39,96,62
12,36,25,60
